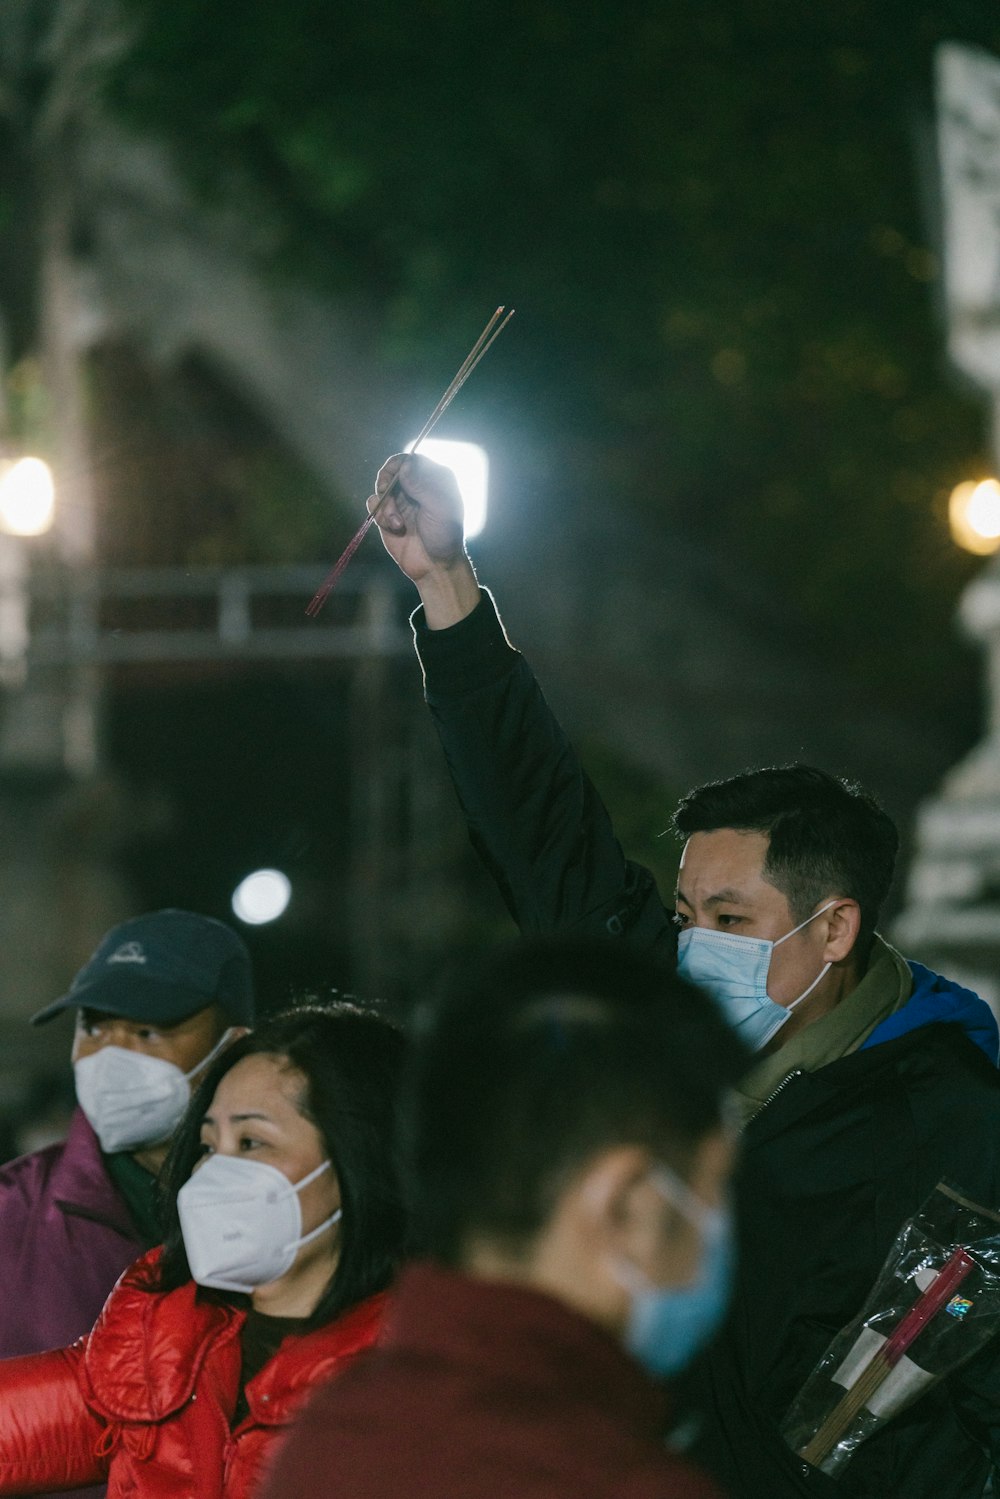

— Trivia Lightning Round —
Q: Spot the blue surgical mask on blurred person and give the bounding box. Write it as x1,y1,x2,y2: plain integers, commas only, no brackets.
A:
178,1154,341,1293
74,1030,234,1153
676,901,838,1051
616,1164,734,1379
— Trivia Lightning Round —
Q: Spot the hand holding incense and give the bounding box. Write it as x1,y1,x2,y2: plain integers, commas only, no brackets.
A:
306,306,514,617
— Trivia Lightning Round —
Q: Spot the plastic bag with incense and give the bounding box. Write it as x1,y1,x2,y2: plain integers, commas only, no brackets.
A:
780,1181,1000,1478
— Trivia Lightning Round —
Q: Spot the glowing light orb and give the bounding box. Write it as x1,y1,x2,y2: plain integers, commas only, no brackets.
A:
0,458,55,536
407,439,489,539
950,479,1000,555
231,869,292,925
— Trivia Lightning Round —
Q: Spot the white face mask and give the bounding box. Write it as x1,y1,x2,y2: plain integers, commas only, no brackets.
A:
177,1154,342,1294
676,900,839,1051
74,1029,235,1154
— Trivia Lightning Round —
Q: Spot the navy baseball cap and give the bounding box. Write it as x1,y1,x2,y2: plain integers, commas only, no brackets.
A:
31,909,255,1027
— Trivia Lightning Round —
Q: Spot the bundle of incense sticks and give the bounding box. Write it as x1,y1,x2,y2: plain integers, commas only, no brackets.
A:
305,305,515,618
798,1247,975,1468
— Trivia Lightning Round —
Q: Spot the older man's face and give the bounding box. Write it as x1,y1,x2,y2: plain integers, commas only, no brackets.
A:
71,1004,226,1073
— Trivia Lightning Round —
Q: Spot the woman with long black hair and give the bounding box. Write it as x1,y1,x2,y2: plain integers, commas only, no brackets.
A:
0,1002,407,1499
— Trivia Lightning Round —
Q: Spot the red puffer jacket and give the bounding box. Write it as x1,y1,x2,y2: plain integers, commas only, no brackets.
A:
0,1247,385,1499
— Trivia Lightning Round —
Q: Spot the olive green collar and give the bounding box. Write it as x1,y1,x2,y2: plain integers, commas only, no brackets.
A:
732,936,912,1128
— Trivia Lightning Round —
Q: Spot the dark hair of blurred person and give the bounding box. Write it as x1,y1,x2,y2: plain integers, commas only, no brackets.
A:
409,937,745,1263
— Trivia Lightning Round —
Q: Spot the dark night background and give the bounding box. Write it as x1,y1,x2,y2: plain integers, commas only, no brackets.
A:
1,0,999,1085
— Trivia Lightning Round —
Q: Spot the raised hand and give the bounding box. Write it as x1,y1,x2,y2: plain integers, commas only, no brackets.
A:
368,454,480,627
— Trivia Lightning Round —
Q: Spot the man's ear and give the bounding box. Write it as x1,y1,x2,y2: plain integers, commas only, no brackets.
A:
517,1148,661,1335
579,1145,712,1293
579,1146,657,1236
823,899,862,964
575,1146,682,1275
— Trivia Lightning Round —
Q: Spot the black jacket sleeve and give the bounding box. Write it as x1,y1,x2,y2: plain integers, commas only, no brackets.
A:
413,588,675,953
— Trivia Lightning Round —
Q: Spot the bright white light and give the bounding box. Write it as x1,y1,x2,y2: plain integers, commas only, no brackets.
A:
232,869,292,926
408,439,489,539
967,479,1000,539
0,458,55,536
950,478,1000,555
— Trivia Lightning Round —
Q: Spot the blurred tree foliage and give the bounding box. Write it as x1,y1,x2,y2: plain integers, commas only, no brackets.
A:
106,0,1000,718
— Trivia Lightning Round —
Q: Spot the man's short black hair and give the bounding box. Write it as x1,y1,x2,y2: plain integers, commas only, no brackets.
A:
405,937,748,1265
672,763,899,963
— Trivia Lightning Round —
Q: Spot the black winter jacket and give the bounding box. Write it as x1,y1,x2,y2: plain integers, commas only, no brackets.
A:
414,590,1000,1499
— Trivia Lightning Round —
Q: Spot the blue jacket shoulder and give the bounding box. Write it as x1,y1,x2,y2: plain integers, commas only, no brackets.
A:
862,959,999,1065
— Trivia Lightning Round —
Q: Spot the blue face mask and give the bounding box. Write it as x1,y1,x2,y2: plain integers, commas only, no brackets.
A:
675,900,838,1051
618,1165,734,1379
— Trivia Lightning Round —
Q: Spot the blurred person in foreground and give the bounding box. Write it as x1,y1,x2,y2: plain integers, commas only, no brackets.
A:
263,938,745,1499
0,909,253,1375
364,453,1000,1499
0,1003,406,1498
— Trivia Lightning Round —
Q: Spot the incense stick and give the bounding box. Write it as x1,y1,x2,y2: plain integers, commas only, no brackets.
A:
798,1248,974,1468
305,306,515,617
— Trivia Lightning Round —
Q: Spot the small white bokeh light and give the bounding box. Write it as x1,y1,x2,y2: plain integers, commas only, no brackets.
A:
231,869,292,926
407,438,488,539
0,457,55,536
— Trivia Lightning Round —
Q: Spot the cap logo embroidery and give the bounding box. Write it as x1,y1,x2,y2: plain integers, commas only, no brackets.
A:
108,941,147,965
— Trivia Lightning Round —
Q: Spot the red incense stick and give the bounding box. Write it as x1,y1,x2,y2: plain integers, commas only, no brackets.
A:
799,1248,975,1467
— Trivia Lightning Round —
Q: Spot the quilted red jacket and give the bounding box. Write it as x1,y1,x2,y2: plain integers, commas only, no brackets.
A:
0,1247,385,1499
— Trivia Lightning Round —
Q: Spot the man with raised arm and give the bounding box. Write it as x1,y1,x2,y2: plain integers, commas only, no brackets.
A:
368,453,1000,1499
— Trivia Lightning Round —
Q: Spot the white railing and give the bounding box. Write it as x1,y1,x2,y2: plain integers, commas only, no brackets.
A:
4,563,412,667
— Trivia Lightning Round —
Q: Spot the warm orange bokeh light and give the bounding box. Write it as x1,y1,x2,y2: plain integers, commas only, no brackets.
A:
949,479,1000,556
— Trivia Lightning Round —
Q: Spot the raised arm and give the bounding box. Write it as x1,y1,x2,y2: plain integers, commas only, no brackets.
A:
368,455,674,949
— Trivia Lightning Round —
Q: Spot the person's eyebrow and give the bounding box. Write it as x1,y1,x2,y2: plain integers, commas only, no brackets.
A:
675,886,750,908
199,1111,273,1129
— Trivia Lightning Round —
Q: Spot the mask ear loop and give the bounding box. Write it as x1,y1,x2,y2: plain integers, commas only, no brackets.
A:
770,898,840,1014
297,1206,343,1250
772,898,840,949
292,1158,333,1192
649,1163,713,1231
785,961,832,1014
610,1164,718,1296
284,1161,341,1256
183,1027,239,1084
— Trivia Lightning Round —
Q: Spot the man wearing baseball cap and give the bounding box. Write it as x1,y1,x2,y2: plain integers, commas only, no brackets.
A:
0,910,252,1408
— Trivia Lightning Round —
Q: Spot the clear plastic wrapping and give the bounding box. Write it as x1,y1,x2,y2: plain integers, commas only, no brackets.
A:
781,1182,1000,1477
